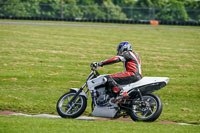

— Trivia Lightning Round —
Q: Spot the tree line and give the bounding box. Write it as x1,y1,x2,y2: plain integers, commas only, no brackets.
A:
0,0,200,22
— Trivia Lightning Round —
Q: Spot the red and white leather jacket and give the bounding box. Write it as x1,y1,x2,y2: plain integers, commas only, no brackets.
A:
101,51,142,76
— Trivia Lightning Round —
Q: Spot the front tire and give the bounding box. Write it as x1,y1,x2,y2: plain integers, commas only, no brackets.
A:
129,93,162,122
56,92,87,118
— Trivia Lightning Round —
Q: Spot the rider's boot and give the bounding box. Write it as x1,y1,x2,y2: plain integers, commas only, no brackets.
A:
112,86,129,104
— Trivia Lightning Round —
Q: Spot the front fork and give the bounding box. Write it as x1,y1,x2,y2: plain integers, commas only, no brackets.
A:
68,83,87,105
90,90,97,111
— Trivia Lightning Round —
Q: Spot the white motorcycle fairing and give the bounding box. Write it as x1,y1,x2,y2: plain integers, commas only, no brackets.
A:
87,75,108,91
122,77,169,94
70,88,88,99
90,77,169,118
87,75,169,94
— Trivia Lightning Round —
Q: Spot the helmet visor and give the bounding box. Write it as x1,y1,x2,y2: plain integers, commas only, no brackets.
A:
117,44,122,55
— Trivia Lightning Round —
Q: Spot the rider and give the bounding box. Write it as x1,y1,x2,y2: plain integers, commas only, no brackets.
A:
96,41,142,102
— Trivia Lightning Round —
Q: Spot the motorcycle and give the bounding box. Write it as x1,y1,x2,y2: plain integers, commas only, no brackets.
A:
56,63,169,122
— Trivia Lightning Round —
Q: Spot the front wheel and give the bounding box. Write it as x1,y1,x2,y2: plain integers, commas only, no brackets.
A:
129,93,162,122
56,92,87,118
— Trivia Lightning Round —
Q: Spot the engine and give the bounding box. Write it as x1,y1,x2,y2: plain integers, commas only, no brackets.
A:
95,87,110,105
92,87,119,118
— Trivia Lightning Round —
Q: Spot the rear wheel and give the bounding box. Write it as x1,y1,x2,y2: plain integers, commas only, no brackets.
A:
56,92,87,118
129,93,162,122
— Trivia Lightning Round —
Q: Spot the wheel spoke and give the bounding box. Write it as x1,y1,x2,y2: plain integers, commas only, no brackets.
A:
65,98,82,114
62,104,70,108
66,106,73,114
146,98,151,102
131,95,159,120
74,102,82,105
134,110,142,113
58,93,85,116
67,97,70,102
149,107,153,113
143,111,149,117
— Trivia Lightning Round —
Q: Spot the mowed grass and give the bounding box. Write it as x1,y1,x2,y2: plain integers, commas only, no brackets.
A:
0,20,200,125
0,115,200,133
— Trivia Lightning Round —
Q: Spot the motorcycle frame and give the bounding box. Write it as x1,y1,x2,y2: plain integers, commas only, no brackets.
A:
67,67,169,110
67,69,98,105
68,69,142,110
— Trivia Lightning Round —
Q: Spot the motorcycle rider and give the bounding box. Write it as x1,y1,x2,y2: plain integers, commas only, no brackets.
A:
94,41,142,102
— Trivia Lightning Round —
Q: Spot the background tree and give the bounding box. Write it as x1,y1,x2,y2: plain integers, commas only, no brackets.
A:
0,0,40,17
156,0,189,21
0,0,199,22
102,0,127,20
180,0,200,21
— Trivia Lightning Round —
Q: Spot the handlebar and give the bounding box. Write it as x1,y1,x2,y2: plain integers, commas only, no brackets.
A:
90,62,98,71
90,62,100,76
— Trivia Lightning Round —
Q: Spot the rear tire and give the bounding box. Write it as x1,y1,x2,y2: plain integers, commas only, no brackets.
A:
56,92,87,118
129,93,162,122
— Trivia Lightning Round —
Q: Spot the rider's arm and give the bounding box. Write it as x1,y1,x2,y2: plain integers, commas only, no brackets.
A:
98,56,125,67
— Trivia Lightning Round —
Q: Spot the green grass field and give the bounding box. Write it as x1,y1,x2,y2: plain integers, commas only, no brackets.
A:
0,20,200,132
0,115,199,133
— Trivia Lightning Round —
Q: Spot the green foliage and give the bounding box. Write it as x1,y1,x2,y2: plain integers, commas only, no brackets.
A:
39,3,61,18
102,0,127,20
0,0,199,22
64,4,83,19
135,0,164,8
156,0,189,21
77,0,95,5
180,0,200,9
112,0,136,7
81,5,106,20
183,0,200,21
0,2,40,17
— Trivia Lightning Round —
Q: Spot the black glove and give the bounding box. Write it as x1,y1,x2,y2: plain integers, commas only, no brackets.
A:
97,61,103,67
90,62,98,70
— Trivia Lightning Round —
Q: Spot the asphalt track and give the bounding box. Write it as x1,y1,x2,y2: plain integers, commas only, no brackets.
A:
0,21,200,31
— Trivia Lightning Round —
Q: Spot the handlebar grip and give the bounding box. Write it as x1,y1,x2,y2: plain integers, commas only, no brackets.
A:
90,62,98,70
